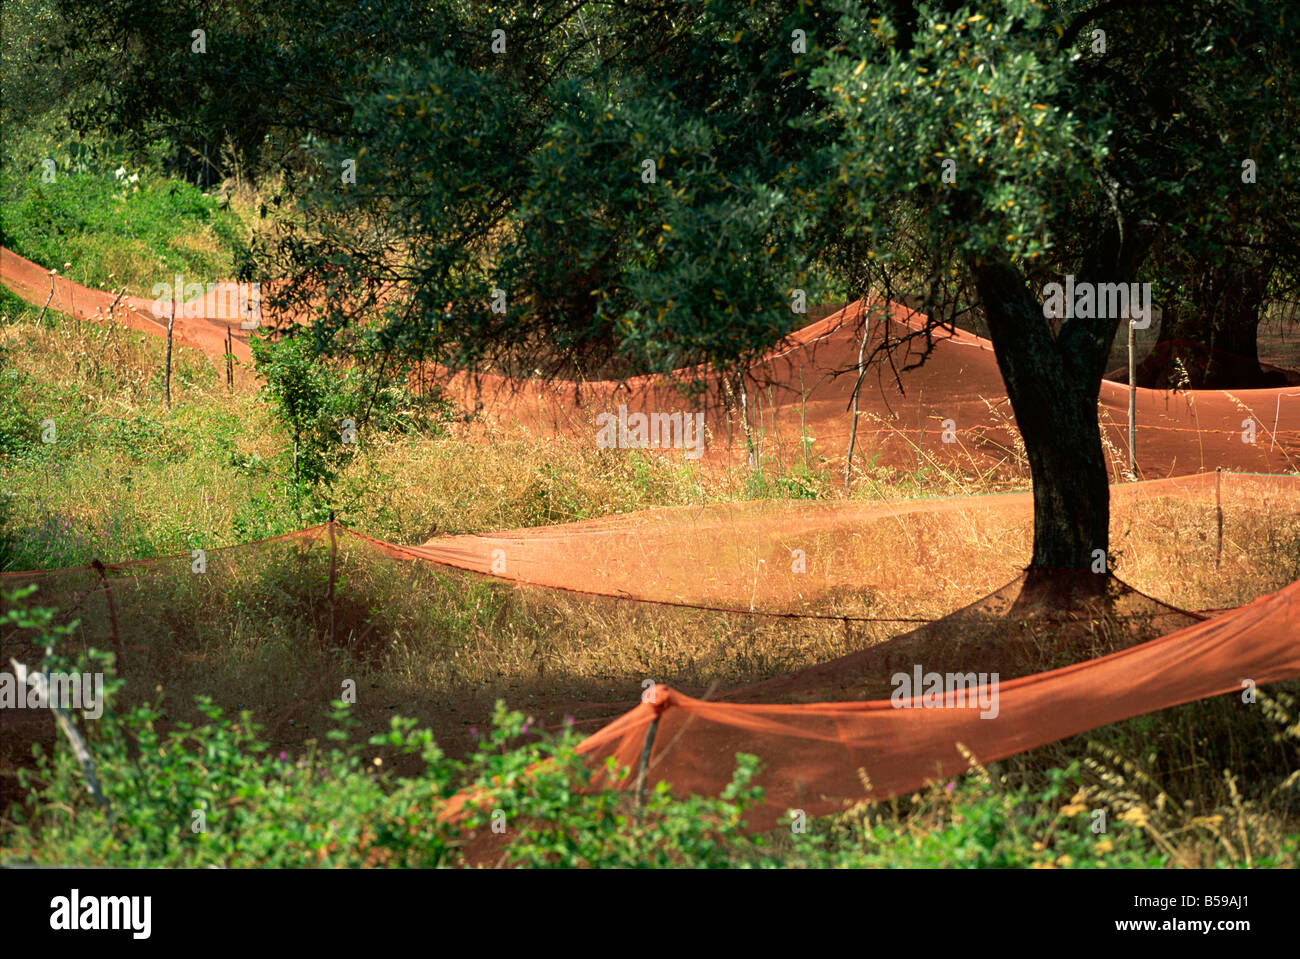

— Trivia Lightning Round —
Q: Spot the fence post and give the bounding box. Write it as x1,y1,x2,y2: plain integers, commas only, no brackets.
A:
327,510,337,640
37,271,56,327
1128,319,1137,476
634,714,662,820
164,292,176,409
1215,467,1223,568
90,559,124,671
844,301,871,492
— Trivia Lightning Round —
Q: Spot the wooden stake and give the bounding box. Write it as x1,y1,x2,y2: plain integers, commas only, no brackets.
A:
634,715,661,819
916,386,924,492
1128,319,1137,477
738,375,756,470
106,285,126,321
844,301,872,492
94,286,126,372
164,294,176,409
1215,467,1223,569
327,510,337,641
36,272,56,327
90,559,124,671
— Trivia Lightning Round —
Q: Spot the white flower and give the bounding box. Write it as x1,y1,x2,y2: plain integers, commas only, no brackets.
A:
114,166,126,180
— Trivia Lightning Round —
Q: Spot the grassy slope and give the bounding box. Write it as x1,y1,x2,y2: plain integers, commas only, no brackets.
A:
2,168,1298,868
0,164,251,296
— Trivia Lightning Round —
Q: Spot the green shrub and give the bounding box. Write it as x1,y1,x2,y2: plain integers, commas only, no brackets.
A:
252,333,459,519
0,165,248,292
1,587,774,868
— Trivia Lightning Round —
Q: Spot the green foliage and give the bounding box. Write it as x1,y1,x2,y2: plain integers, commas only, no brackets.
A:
3,587,1292,868
1,584,83,657
44,0,449,184
0,493,21,574
0,0,67,129
9,700,461,867
744,454,831,500
5,683,1197,868
251,333,458,517
256,0,848,380
779,764,1166,868
0,587,774,867
245,0,1300,447
812,0,1104,266
252,333,350,500
0,165,248,292
0,363,45,462
490,746,769,868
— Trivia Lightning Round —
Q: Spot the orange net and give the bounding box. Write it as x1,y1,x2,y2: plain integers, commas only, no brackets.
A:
5,245,1300,832
6,246,1300,477
574,572,1298,830
0,247,253,367
442,300,1300,477
4,473,1298,829
388,472,1297,616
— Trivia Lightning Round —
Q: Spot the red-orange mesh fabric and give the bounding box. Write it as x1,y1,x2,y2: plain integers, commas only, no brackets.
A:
1,247,252,366
401,472,1300,614
441,299,1300,476
3,483,1298,834
573,576,1300,831
7,244,1300,834
7,247,1300,477
10,473,1287,623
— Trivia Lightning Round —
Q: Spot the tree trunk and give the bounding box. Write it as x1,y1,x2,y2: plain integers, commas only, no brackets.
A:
1137,257,1273,389
844,303,872,491
973,260,1119,600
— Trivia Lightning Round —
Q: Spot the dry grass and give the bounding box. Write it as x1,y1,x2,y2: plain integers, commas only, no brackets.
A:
4,298,1299,865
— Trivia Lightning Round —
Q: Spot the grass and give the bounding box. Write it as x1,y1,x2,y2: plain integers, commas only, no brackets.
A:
3,572,1298,867
2,282,1025,568
2,170,1298,867
0,162,252,295
3,296,1299,867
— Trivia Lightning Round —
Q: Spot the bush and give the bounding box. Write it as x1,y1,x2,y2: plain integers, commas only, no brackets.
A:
2,587,777,868
0,163,248,293
252,333,459,517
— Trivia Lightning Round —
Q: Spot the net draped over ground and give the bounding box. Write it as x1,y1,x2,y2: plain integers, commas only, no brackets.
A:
4,474,1299,827
5,246,1300,826
576,571,1298,830
6,246,1300,478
